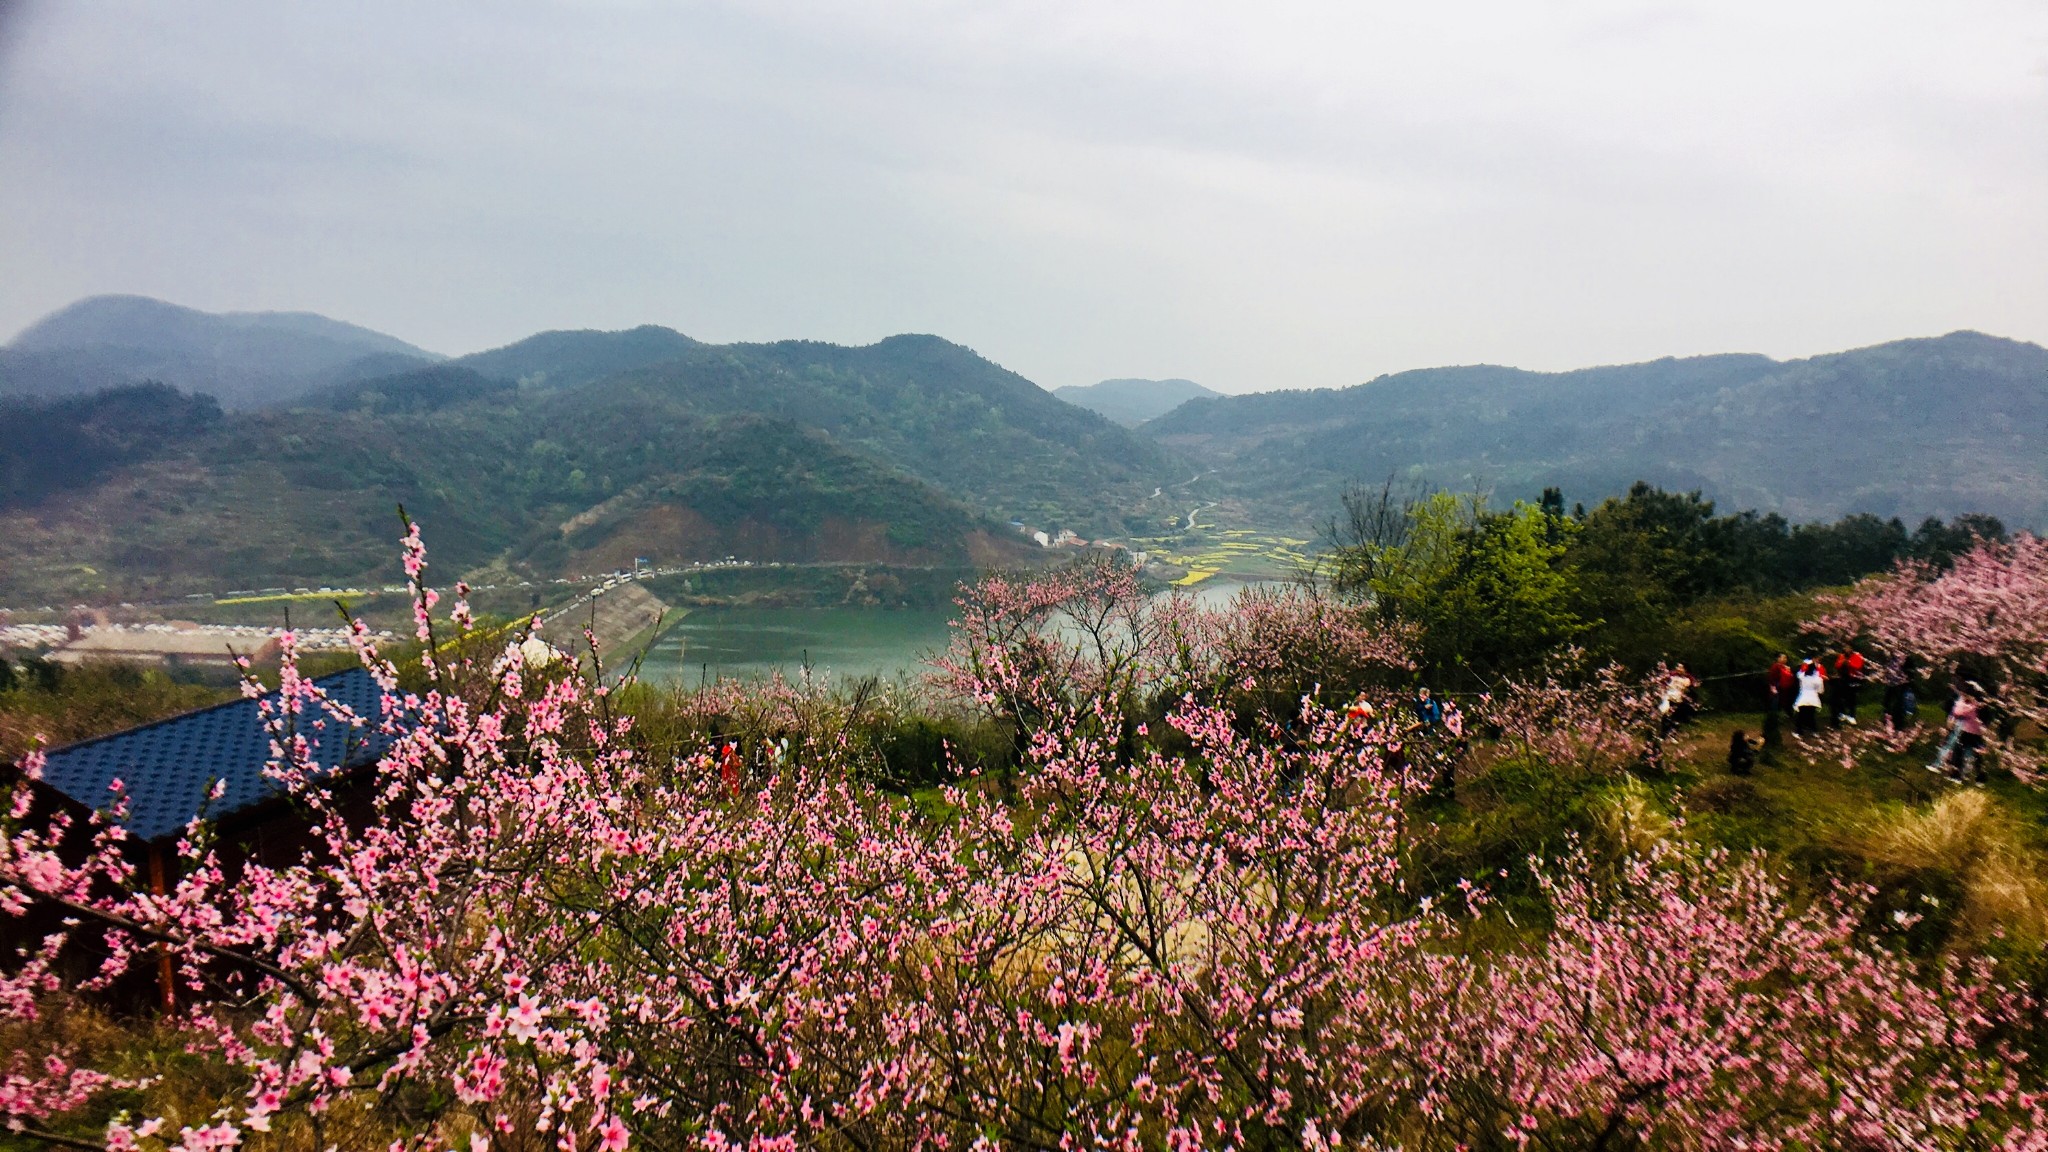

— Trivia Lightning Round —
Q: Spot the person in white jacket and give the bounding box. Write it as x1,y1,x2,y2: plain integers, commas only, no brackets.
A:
1793,658,1827,738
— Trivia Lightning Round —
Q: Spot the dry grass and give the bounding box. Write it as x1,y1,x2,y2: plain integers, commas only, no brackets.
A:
1856,790,2048,947
1593,776,1673,863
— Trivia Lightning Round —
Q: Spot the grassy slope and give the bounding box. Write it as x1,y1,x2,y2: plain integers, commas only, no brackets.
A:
1420,701,2048,971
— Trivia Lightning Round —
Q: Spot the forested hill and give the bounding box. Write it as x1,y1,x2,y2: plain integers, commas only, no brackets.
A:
595,335,1170,521
451,325,703,389
341,328,1172,527
0,328,1172,602
0,295,442,409
1145,331,2048,529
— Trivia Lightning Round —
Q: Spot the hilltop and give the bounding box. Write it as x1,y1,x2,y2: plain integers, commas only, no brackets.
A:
451,325,702,389
0,295,441,409
1146,331,2048,530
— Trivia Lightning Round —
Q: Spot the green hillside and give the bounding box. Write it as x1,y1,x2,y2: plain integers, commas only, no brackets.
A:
0,328,1165,602
451,325,702,389
595,335,1172,527
1146,332,2048,529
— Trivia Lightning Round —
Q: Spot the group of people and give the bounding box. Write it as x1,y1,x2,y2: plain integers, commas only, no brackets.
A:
1341,687,1469,799
1353,652,1994,787
1765,651,1873,737
1759,650,1991,779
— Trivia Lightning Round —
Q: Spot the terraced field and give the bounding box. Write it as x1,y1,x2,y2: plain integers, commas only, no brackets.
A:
1130,526,1314,585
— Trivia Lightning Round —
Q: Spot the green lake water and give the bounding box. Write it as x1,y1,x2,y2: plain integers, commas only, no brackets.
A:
638,606,959,685
634,580,1278,686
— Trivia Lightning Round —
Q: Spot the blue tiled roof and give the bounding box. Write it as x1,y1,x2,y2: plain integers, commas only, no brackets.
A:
31,668,395,843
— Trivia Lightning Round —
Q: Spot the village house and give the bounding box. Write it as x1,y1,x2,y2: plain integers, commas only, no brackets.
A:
2,668,400,1008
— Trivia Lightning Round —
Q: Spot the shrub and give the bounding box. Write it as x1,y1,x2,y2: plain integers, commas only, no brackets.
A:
0,659,227,760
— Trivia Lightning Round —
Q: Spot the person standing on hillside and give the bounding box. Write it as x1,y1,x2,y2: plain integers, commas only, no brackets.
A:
1953,688,1988,780
1793,658,1827,738
719,741,744,796
1883,656,1920,731
1657,664,1697,737
1766,654,1795,714
1413,686,1443,728
1832,648,1866,726
1931,687,1987,780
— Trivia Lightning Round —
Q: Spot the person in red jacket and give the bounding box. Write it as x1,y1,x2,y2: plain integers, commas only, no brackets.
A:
1762,653,1793,755
1766,654,1795,713
1832,649,1866,726
719,741,744,796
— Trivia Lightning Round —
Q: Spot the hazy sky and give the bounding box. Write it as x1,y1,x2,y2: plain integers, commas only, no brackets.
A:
1,1,2043,392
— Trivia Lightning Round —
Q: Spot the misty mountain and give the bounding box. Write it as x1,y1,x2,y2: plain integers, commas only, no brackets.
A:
0,295,441,409
1146,331,2048,529
1054,378,1220,426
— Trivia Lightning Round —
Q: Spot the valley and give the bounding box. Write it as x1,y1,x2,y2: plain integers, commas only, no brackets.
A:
5,297,2046,668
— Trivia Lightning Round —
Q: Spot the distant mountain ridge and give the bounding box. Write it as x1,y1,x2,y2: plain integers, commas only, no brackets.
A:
1148,331,2048,529
6,294,2043,601
8,295,430,359
1,295,442,409
0,297,713,409
1054,378,1219,426
0,305,1172,601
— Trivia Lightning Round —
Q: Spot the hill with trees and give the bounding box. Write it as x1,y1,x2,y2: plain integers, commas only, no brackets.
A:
594,336,1172,526
0,321,1168,601
450,325,703,389
1325,478,2010,691
1146,331,2048,530
0,294,442,408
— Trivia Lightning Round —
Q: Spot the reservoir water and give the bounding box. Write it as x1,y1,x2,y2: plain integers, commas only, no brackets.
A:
634,579,1279,686
637,606,957,685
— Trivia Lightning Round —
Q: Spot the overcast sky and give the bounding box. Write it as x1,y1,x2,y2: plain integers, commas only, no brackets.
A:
1,1,2043,392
